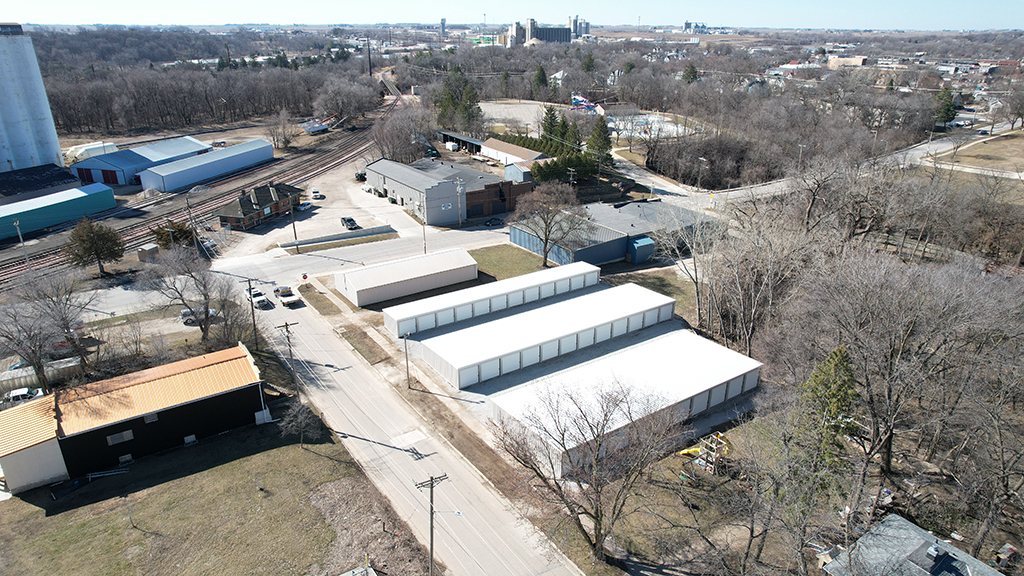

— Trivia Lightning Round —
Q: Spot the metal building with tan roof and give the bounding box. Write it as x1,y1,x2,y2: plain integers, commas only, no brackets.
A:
0,343,268,494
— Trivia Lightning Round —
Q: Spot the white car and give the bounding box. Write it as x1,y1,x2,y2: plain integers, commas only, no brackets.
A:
310,188,325,200
296,202,313,211
3,387,44,407
252,295,272,309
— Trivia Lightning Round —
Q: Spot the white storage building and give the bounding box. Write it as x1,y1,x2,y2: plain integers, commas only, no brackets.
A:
335,249,478,307
489,328,762,477
382,262,600,337
69,136,211,185
140,139,273,193
421,283,675,389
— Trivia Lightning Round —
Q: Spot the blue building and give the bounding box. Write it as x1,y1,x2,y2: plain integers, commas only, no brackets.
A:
511,200,697,266
69,136,212,186
0,183,116,240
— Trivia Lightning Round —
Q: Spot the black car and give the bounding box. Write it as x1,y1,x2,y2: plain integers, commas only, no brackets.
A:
341,216,359,230
484,218,504,227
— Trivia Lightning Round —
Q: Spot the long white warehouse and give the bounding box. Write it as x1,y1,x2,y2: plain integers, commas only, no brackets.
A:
382,262,600,337
335,248,478,307
490,327,762,477
421,283,676,388
140,139,273,193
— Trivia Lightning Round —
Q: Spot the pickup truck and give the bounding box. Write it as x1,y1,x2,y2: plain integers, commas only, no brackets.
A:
274,286,302,307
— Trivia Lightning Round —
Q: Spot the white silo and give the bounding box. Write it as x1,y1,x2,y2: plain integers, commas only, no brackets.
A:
0,24,64,173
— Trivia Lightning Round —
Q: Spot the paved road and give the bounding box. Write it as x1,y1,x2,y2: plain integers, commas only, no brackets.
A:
229,273,580,576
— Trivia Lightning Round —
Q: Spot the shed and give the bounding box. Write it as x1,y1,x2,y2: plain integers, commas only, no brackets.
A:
0,183,116,241
69,136,211,185
382,262,600,337
480,138,547,166
490,327,761,477
334,249,478,308
136,243,159,262
0,344,267,494
421,283,675,389
627,237,656,263
140,140,273,193
437,131,483,155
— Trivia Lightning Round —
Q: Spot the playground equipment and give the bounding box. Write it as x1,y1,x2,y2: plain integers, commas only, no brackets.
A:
678,432,731,476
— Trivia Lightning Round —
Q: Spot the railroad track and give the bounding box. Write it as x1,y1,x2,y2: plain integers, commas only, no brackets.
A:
0,90,400,286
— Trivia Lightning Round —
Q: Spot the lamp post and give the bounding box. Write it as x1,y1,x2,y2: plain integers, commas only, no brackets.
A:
797,143,806,169
415,474,450,576
13,220,31,270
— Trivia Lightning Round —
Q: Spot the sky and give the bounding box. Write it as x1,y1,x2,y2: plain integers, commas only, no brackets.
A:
8,0,1024,32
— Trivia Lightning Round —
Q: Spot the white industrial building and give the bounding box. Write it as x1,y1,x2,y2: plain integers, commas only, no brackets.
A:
421,283,675,389
335,249,478,307
69,136,212,186
382,262,600,337
490,327,762,477
0,24,64,174
479,138,547,166
140,139,273,193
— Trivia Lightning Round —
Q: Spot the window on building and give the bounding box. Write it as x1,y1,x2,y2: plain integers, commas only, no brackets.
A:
106,429,134,446
144,413,158,424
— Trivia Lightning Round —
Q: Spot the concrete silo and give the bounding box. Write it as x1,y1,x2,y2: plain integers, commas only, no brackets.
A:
0,24,63,174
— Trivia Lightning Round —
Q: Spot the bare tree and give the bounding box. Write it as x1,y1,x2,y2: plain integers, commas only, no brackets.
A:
492,382,670,563
14,271,96,368
651,210,723,330
508,183,593,267
313,75,379,121
144,248,229,343
264,109,295,149
371,105,433,164
278,400,325,448
0,304,61,394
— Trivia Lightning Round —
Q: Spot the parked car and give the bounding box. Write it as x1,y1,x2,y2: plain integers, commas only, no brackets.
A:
274,286,302,307
360,184,373,193
484,218,504,227
296,202,313,211
354,170,367,181
181,308,219,325
310,188,325,200
341,216,359,230
2,387,44,407
252,295,272,309
246,287,264,299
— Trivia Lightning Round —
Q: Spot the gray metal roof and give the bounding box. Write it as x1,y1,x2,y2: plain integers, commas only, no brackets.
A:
143,140,271,177
409,158,503,190
340,248,477,292
823,514,1001,576
366,158,443,192
437,130,483,146
72,136,210,173
480,138,546,161
584,200,697,237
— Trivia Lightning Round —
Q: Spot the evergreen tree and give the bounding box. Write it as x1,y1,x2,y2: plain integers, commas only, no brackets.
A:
581,52,595,73
566,121,582,150
934,86,957,126
886,78,895,91
532,65,548,99
587,115,613,174
62,218,125,275
557,116,570,142
798,345,860,465
541,106,560,139
682,63,699,84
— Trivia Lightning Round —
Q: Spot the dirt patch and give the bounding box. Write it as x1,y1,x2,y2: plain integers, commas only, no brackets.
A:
298,283,343,316
469,244,546,279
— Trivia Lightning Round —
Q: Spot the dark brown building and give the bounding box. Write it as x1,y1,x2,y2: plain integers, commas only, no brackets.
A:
215,182,304,230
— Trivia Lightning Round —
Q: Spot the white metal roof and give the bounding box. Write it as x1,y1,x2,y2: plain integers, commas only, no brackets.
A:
490,327,762,439
383,262,598,322
143,139,271,177
422,283,675,370
340,248,477,292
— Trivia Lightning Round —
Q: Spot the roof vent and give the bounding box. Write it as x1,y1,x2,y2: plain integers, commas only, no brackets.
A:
926,545,941,560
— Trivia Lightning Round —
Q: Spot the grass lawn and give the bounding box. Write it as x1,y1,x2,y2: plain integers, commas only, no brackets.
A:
298,282,344,316
935,130,1024,171
469,244,548,279
902,164,1024,203
603,267,696,325
0,415,429,576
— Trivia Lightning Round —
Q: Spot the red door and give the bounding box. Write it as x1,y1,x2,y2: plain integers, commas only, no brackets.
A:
77,168,93,182
101,170,118,184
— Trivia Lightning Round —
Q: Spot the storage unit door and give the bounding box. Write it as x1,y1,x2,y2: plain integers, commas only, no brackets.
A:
524,286,540,303
417,314,436,331
555,279,570,294
398,319,416,336
541,340,559,361
709,383,727,407
508,290,524,307
522,346,540,367
436,308,455,327
500,353,521,374
595,323,612,342
691,391,709,414
540,282,555,298
473,300,490,316
727,376,743,399
644,309,659,327
455,304,473,321
490,295,507,311
612,318,628,337
102,170,118,184
480,359,501,382
628,313,644,332
459,366,479,388
585,271,599,286
559,334,577,353
578,329,595,348
570,274,584,290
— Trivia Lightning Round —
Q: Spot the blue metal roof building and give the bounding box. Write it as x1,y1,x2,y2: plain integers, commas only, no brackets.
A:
69,136,212,186
0,183,116,240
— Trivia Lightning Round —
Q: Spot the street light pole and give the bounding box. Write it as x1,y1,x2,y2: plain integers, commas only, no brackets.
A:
13,220,31,270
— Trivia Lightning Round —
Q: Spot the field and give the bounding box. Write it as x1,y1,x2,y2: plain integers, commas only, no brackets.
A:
935,130,1024,172
469,244,547,279
0,406,430,576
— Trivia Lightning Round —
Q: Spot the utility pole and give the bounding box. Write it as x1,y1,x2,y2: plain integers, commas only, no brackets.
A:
567,167,577,188
13,220,31,270
240,278,259,351
185,193,200,255
415,474,449,576
797,143,806,169
455,179,464,228
289,201,301,254
276,322,298,387
403,334,411,389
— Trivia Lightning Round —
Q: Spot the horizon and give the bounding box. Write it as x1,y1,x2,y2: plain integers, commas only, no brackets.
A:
7,0,1024,34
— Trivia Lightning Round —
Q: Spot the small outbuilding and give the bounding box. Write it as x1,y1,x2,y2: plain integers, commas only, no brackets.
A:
0,344,268,494
335,248,478,308
479,138,547,166
421,283,675,389
437,131,483,155
140,139,273,193
69,136,211,186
